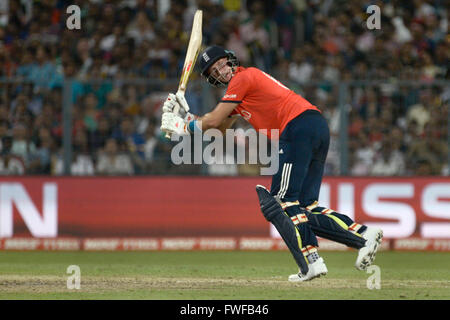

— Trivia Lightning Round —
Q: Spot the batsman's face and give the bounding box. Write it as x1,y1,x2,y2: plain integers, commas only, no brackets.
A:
209,58,233,83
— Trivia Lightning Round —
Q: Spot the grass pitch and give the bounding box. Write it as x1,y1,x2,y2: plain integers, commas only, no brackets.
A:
0,250,449,300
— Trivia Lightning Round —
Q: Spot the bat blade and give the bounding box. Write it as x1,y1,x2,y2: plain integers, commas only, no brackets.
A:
177,10,203,96
165,10,203,139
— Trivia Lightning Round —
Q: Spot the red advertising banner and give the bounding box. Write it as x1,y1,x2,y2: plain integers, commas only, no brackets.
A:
0,177,449,240
2,237,450,252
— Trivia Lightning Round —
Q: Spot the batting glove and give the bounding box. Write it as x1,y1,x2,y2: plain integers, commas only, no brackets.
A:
162,93,194,121
175,92,190,113
161,112,190,136
176,93,196,121
162,93,180,113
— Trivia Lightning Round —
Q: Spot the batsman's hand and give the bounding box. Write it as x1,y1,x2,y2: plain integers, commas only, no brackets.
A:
175,92,190,113
162,93,181,114
162,93,195,121
161,112,190,136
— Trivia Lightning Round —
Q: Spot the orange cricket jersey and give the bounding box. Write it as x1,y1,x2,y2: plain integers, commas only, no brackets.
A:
222,66,320,139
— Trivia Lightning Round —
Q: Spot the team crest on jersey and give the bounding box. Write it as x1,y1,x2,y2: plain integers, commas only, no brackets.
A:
240,110,252,120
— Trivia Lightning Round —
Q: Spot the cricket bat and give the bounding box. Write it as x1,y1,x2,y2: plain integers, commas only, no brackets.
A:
165,10,203,138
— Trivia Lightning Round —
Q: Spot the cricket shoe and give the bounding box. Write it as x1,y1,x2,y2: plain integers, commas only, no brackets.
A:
288,257,328,282
355,227,383,271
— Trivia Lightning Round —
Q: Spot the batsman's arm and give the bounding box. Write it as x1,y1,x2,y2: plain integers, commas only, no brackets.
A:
217,116,238,135
197,102,238,131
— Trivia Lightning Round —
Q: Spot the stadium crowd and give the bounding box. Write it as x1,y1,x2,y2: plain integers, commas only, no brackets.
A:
0,0,448,176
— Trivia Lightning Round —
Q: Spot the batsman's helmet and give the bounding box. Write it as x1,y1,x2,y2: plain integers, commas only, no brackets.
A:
198,45,239,87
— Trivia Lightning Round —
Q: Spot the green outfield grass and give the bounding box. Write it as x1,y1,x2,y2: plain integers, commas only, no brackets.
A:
0,251,449,300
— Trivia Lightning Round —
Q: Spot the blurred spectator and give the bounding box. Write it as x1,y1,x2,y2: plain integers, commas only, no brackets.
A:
126,11,155,45
28,45,59,92
54,58,86,104
288,46,314,85
29,127,54,174
223,11,250,65
135,96,156,135
146,34,171,77
0,120,10,149
407,122,447,175
0,154,26,175
83,93,100,132
112,116,145,159
143,117,158,164
0,124,25,174
370,141,406,176
240,8,270,70
10,123,36,167
53,153,95,176
72,129,95,175
89,116,111,152
123,85,141,116
100,25,125,53
53,128,95,176
96,138,134,175
406,90,431,134
350,131,375,176
9,94,34,127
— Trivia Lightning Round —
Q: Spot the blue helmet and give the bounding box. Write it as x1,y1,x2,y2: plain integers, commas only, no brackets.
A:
198,45,239,87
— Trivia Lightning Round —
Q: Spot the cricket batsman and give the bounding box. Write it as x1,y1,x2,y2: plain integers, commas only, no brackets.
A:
161,46,383,282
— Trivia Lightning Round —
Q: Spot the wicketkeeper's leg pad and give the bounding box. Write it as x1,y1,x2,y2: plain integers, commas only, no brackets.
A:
256,185,309,275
